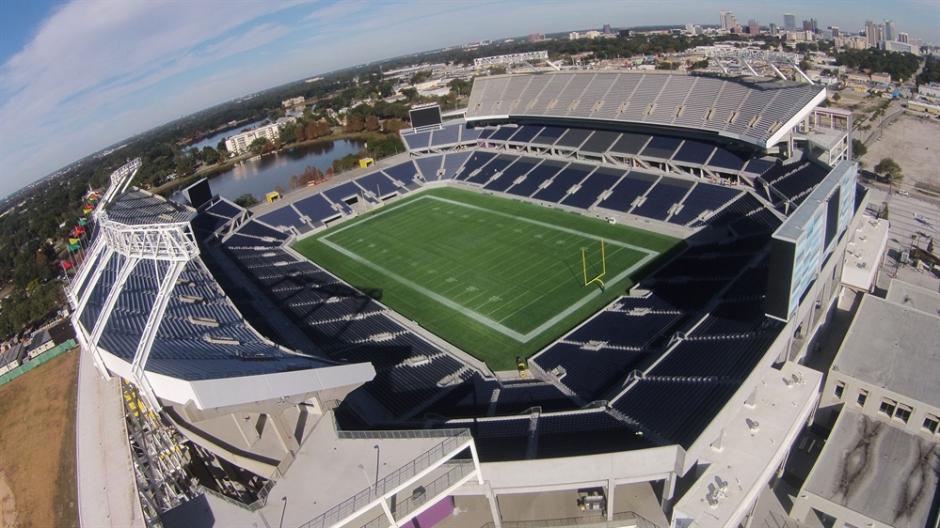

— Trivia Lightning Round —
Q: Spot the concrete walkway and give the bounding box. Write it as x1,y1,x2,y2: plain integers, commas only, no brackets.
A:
75,350,145,528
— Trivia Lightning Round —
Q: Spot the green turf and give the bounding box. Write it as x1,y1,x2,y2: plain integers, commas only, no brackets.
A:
293,187,679,370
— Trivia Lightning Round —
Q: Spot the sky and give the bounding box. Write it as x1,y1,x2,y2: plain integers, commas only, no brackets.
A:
1,0,937,198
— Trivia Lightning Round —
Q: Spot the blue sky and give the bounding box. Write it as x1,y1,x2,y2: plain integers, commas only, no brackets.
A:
1,0,937,198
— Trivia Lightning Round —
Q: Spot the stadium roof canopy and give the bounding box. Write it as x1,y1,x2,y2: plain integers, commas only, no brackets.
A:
105,188,196,225
72,188,374,409
466,72,826,149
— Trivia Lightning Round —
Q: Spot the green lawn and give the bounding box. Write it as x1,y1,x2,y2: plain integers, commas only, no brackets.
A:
294,187,679,369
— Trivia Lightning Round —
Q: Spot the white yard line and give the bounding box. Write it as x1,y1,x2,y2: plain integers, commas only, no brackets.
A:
319,193,659,343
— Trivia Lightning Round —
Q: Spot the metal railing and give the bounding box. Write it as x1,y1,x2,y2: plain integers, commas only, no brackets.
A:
393,460,475,521
297,429,473,528
335,427,469,441
196,478,275,512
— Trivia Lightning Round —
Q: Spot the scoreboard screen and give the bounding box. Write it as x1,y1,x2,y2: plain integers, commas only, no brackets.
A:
183,178,213,209
409,105,442,129
765,161,857,321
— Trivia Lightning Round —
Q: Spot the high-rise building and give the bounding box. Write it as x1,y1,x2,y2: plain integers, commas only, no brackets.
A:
865,20,884,47
602,24,613,34
527,33,544,43
898,32,909,44
783,13,796,30
769,23,778,36
830,26,840,38
884,20,896,41
720,10,736,31
748,19,760,35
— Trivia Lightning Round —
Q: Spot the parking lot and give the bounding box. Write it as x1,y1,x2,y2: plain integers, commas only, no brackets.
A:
866,186,940,291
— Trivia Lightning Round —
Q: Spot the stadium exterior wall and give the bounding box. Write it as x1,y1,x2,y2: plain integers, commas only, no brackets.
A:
479,444,680,493
144,362,376,410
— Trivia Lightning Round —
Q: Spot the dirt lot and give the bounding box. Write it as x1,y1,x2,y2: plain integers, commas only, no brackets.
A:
0,351,79,528
861,113,940,190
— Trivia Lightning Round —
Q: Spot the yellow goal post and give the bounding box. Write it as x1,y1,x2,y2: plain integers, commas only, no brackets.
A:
581,239,607,288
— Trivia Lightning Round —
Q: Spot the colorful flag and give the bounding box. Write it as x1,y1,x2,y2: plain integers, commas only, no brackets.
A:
69,238,80,245
78,218,88,226
60,260,73,270
67,242,81,252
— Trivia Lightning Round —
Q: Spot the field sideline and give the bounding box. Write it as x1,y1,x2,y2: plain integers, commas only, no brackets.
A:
294,187,679,370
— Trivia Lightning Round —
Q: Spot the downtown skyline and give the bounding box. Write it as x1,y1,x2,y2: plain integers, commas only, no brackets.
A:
1,0,937,198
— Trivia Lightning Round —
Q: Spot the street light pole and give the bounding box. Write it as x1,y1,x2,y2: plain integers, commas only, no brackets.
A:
373,444,381,499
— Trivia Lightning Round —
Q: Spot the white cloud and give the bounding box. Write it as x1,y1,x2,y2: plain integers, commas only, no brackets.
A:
1,0,937,197
0,0,310,195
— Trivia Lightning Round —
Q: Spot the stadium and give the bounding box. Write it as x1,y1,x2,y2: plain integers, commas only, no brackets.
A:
70,71,867,528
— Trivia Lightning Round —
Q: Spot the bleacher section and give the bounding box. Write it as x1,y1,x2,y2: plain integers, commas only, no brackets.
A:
258,205,307,233
483,157,540,192
532,163,594,203
479,124,760,178
667,184,742,226
82,251,333,381
630,178,694,220
466,72,825,148
401,121,481,152
221,244,474,418
530,230,777,449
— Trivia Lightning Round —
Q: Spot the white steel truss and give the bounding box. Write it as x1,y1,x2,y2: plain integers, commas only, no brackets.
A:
68,236,108,308
129,259,187,411
99,216,199,262
96,158,142,217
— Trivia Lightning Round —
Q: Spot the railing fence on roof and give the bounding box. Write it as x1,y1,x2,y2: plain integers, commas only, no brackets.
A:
297,429,473,528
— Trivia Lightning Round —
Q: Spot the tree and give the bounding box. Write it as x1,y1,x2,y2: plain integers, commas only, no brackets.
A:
874,157,903,182
217,139,228,155
365,115,380,132
851,139,867,158
201,146,220,165
345,114,365,133
400,87,419,102
279,122,298,144
448,78,471,97
878,202,889,219
248,137,272,156
175,153,195,176
831,92,841,102
234,194,259,207
382,118,407,133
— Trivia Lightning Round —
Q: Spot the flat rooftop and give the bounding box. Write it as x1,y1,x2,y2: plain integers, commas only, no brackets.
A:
201,417,460,528
832,294,940,408
802,409,939,528
672,362,821,528
886,278,940,318
841,215,889,292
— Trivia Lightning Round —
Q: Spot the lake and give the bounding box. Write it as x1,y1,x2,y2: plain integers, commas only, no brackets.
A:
203,138,365,201
187,119,268,151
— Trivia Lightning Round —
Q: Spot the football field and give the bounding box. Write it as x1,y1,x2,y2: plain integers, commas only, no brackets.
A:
293,187,678,369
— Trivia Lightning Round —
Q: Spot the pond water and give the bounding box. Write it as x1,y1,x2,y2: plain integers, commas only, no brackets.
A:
187,119,269,151
203,138,365,201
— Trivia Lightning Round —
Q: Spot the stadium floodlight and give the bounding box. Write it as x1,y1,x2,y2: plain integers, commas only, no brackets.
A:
581,240,607,288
